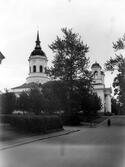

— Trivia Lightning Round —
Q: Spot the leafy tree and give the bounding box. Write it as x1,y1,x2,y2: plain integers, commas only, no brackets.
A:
17,91,30,113
49,28,93,115
105,35,125,113
28,87,45,115
42,79,102,124
111,97,120,115
42,81,66,113
1,91,17,114
81,92,102,120
49,28,89,81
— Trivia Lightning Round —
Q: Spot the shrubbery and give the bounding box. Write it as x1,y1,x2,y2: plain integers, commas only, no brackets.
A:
0,91,17,114
104,112,112,116
0,114,63,133
61,114,81,125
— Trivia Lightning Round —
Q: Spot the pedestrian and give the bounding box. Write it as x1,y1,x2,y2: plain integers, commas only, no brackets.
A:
107,118,111,127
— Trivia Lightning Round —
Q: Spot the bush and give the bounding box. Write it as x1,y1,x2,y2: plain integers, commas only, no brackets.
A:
0,114,63,133
104,112,112,116
1,92,17,114
61,114,81,125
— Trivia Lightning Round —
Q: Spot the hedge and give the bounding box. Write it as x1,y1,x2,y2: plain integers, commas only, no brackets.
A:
61,114,81,125
0,114,63,133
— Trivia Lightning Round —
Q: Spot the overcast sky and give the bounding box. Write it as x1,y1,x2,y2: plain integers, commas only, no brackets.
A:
0,0,125,91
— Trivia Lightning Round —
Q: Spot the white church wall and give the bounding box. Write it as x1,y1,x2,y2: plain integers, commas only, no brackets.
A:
105,94,111,113
28,56,47,73
94,89,105,112
26,75,49,84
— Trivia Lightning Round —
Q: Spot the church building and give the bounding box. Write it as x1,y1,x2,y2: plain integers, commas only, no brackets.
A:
11,32,112,113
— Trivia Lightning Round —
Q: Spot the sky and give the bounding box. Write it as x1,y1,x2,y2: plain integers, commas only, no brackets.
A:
0,0,125,91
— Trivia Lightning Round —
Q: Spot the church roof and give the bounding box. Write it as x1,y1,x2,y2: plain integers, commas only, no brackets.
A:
12,82,42,90
30,31,46,57
91,62,102,69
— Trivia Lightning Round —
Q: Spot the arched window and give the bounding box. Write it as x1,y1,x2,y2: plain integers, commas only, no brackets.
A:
94,71,98,78
40,65,43,73
33,65,36,72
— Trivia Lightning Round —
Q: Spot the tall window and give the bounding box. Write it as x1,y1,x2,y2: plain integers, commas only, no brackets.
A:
29,66,31,73
40,65,43,73
94,71,98,78
33,65,36,72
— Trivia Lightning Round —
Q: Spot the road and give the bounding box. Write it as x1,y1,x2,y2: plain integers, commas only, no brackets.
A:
1,116,125,167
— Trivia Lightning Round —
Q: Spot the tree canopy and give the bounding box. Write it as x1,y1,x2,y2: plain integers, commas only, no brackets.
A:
49,27,90,81
48,28,102,119
1,90,17,114
105,35,125,113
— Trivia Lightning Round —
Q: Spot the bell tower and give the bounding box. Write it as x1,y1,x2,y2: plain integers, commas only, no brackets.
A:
91,62,105,112
91,62,112,113
91,62,105,85
26,31,49,84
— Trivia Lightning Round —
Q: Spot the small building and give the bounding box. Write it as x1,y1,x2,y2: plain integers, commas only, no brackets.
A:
91,62,112,113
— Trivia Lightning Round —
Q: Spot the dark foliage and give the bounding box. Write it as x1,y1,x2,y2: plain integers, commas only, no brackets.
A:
16,91,30,112
42,80,102,125
49,28,90,81
28,87,45,114
1,91,17,114
111,98,120,115
105,35,125,113
48,28,98,121
42,81,67,113
61,114,81,125
0,114,63,133
81,92,102,121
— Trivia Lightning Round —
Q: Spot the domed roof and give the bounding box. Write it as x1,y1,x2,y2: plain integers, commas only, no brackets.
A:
31,48,46,57
30,31,46,57
91,62,102,69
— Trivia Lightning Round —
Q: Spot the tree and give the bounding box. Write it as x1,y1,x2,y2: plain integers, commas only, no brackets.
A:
28,87,45,115
17,91,30,113
82,92,102,119
1,91,17,114
49,28,93,115
105,35,125,113
49,28,90,81
111,97,120,115
42,81,67,113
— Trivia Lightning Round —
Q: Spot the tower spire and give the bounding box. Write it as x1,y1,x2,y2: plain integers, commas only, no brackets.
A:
30,31,46,57
37,30,40,42
35,30,41,49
